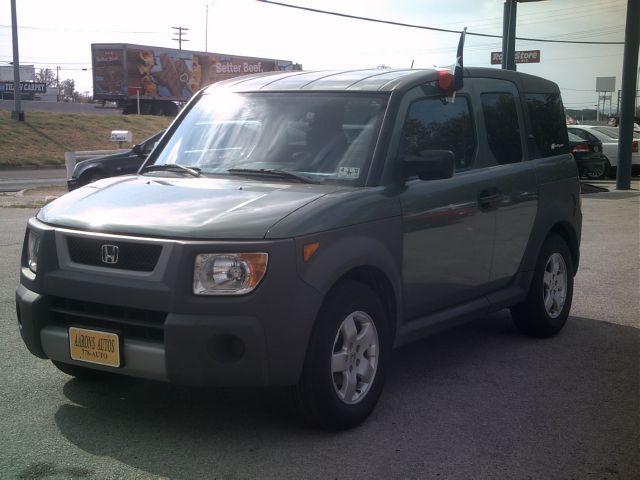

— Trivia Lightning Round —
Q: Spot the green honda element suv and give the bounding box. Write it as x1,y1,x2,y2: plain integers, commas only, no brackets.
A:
16,68,581,430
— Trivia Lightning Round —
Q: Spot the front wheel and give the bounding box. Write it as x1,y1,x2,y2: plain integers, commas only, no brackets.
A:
295,280,390,430
511,234,574,337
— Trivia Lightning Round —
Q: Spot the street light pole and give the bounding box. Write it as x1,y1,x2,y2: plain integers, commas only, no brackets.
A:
205,5,209,52
10,0,24,121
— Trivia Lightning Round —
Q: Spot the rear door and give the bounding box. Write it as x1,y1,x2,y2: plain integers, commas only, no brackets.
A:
475,79,538,288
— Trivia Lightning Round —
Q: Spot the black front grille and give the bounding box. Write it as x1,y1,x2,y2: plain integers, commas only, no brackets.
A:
49,297,167,342
66,236,162,272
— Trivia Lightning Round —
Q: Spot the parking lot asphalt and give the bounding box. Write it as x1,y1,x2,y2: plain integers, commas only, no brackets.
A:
0,186,638,480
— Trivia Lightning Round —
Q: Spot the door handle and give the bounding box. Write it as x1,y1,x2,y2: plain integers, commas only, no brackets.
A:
478,189,503,210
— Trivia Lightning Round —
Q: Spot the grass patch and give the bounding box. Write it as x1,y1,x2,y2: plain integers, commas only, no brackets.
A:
0,110,172,167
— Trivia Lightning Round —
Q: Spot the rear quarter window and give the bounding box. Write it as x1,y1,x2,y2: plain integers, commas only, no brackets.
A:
525,92,569,158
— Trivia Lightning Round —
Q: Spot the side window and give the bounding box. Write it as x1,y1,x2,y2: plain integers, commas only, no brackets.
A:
400,96,475,171
480,92,523,165
525,92,569,158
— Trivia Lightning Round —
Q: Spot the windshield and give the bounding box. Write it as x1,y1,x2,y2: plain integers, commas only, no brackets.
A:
151,91,388,184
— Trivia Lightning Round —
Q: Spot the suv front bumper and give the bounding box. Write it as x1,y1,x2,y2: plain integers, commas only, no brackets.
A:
16,221,324,387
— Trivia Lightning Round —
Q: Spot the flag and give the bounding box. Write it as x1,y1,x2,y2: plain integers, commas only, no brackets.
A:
453,27,467,91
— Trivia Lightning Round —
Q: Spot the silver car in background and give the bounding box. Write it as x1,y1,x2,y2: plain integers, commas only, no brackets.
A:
567,125,640,178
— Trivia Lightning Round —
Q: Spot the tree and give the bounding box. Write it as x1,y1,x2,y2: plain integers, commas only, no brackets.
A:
35,68,56,87
59,78,77,100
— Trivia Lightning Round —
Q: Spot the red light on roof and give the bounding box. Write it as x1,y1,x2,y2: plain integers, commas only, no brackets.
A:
436,70,454,91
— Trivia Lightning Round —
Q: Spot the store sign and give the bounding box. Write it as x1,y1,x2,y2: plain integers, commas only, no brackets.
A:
1,81,47,93
491,50,541,64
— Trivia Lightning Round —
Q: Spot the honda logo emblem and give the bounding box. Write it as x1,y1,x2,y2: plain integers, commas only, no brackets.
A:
101,244,119,264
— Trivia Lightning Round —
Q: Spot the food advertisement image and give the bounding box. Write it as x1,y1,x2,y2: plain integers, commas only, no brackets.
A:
93,44,293,101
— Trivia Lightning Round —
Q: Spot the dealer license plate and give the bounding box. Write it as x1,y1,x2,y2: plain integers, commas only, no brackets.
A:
68,327,121,367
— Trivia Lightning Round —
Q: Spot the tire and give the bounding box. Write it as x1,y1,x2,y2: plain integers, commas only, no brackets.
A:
511,234,574,338
51,360,110,380
585,159,609,180
295,280,391,431
608,165,617,180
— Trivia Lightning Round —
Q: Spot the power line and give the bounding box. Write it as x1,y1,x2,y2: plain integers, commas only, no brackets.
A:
431,1,624,32
256,0,625,45
0,24,164,34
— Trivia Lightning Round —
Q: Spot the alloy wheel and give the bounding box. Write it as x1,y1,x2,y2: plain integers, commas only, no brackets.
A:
331,311,379,405
542,253,568,318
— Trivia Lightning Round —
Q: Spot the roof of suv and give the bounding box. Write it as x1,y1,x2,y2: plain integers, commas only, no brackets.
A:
205,67,559,94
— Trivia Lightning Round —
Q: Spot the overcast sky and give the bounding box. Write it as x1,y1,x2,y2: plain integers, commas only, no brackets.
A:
0,0,631,110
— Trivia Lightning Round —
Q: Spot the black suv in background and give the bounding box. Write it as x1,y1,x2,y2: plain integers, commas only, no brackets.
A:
67,131,164,190
18,68,581,430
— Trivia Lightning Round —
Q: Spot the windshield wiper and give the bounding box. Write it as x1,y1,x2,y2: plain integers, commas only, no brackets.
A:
140,164,201,177
227,168,318,184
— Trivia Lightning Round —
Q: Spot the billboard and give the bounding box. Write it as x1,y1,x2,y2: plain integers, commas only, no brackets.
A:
1,81,46,93
595,76,615,92
92,44,294,102
491,50,541,65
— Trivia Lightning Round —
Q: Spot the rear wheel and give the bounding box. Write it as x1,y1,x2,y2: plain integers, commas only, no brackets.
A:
585,159,609,180
51,360,110,380
295,280,390,430
511,234,574,337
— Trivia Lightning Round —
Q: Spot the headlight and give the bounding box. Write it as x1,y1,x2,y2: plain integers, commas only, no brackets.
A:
193,253,268,295
27,230,41,273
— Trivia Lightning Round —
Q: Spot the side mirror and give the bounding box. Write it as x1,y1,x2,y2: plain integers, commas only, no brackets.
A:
403,149,455,181
131,144,143,155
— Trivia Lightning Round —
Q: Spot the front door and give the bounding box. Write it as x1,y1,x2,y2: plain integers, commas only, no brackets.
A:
394,85,497,319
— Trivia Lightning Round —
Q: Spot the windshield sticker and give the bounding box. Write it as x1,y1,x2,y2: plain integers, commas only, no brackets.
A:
337,167,360,178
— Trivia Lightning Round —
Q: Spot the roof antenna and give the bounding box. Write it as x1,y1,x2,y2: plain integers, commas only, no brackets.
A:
410,59,414,69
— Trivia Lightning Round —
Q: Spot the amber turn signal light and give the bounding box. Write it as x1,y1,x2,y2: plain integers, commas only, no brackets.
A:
303,242,320,262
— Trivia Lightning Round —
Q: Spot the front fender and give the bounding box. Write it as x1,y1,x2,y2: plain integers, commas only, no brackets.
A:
294,217,403,334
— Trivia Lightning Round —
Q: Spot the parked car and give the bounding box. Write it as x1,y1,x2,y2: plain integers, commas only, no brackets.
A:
568,132,608,179
567,125,640,177
17,68,581,430
67,131,164,190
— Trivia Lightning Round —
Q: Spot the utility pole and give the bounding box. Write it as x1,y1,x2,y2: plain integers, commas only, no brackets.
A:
10,0,24,121
616,0,639,190
172,26,190,50
205,5,209,52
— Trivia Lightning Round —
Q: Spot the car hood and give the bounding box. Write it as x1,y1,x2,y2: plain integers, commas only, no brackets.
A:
37,175,332,239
